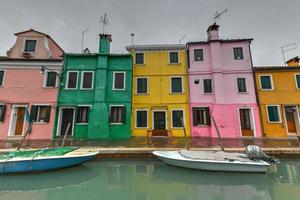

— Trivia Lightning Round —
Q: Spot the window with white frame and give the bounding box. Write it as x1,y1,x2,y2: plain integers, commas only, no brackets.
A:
45,71,57,87
169,52,179,64
266,105,280,123
24,39,37,53
113,72,125,90
192,107,211,126
233,47,244,60
81,71,94,89
109,106,126,124
295,74,300,89
136,77,148,94
171,77,183,93
260,75,273,90
135,53,144,65
66,71,78,89
76,106,90,123
237,78,247,93
30,105,51,123
172,110,184,128
136,110,147,128
0,70,4,86
194,49,204,61
0,104,6,122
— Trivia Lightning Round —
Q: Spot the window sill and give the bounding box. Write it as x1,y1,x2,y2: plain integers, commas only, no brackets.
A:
237,92,249,94
135,64,145,66
194,125,211,127
168,63,181,65
80,88,93,90
135,127,148,129
76,123,88,125
203,93,213,95
171,127,184,129
135,93,149,96
23,51,37,54
43,86,57,89
267,121,282,124
109,123,125,125
33,122,49,125
65,88,78,90
112,88,126,91
260,89,274,91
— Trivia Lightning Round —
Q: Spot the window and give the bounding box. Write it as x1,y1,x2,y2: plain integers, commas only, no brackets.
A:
77,106,89,123
136,77,148,94
109,106,125,124
194,49,203,61
171,77,183,93
194,79,200,84
295,74,300,89
260,75,273,90
113,72,125,90
24,40,37,52
81,71,94,89
66,71,78,89
0,70,4,86
233,47,244,60
267,105,280,123
45,71,57,87
30,105,51,123
237,78,247,93
135,53,144,64
192,107,211,126
203,79,212,94
0,105,6,122
169,52,179,64
172,110,184,128
136,110,147,128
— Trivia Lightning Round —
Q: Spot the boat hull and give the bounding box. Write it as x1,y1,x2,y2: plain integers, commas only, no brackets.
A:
153,151,269,173
0,152,98,174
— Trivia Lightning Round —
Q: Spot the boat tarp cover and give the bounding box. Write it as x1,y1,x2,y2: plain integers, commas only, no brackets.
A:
0,147,78,160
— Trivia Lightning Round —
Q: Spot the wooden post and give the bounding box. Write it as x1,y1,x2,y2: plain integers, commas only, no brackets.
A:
61,123,71,147
211,116,225,151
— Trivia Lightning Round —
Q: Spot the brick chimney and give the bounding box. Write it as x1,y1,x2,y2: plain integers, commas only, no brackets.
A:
207,23,220,41
99,34,112,54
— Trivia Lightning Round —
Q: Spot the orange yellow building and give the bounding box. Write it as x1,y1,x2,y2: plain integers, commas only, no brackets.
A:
254,60,300,137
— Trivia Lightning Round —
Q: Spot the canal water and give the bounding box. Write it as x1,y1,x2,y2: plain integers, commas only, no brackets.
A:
0,158,299,200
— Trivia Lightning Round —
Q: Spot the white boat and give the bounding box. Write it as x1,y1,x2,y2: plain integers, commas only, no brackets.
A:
153,150,270,173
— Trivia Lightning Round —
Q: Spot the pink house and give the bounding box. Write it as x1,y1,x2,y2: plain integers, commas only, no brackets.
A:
187,24,262,138
0,29,64,140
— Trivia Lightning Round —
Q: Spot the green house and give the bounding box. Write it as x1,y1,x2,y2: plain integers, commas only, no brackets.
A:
53,34,132,139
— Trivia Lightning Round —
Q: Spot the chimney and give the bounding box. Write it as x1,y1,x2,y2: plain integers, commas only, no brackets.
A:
207,23,220,41
99,34,112,54
286,56,300,67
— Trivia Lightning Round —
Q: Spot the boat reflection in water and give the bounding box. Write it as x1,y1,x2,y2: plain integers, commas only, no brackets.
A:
0,159,299,200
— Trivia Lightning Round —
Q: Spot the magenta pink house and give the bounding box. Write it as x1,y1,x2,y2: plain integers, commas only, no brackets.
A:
187,24,262,138
0,29,63,140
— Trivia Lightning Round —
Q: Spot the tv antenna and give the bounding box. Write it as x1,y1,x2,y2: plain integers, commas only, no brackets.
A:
81,28,89,53
281,43,297,66
100,13,109,34
179,35,186,44
131,33,135,46
214,9,228,23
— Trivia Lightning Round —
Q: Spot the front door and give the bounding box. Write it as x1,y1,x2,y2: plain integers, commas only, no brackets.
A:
152,111,167,137
15,107,25,135
239,109,254,137
60,108,74,136
285,106,297,133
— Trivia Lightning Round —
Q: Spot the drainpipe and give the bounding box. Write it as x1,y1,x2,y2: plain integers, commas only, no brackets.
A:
186,43,191,137
248,42,265,137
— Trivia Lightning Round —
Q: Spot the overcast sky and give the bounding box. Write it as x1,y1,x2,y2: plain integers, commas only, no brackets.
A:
0,0,299,66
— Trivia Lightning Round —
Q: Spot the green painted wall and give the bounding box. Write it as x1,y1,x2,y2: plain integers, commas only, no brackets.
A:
53,35,132,139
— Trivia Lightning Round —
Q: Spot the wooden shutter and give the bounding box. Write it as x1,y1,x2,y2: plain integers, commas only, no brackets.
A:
0,105,6,122
205,107,211,126
44,106,51,122
30,106,38,122
121,106,126,124
192,107,198,126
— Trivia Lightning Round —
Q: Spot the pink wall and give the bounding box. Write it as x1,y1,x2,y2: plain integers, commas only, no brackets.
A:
188,27,261,138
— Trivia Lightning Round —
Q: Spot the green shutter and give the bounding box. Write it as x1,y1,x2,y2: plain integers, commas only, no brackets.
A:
121,106,126,124
192,108,198,126
0,105,6,122
205,107,211,125
267,106,279,122
30,106,38,122
45,106,51,122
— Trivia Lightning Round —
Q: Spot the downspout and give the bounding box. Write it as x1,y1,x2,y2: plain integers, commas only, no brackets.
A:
248,42,265,137
186,43,191,137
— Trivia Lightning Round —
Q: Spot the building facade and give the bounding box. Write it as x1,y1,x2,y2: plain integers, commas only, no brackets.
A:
53,34,132,139
126,44,190,137
187,24,262,138
0,29,63,139
254,65,300,137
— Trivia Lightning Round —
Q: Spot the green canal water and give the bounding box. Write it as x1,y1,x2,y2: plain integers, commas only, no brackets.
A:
0,158,299,200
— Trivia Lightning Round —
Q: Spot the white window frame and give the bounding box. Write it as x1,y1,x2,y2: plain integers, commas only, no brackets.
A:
233,47,244,60
43,70,58,88
193,106,211,126
135,77,148,94
80,71,94,90
112,71,126,90
135,109,148,129
56,107,75,136
203,78,213,94
294,73,300,90
170,76,184,94
65,71,79,90
259,74,274,90
171,109,185,128
266,105,282,123
31,104,51,124
109,104,126,125
169,51,180,64
135,52,145,65
237,77,248,93
238,107,256,137
76,105,92,125
193,48,204,62
23,39,38,53
0,69,6,87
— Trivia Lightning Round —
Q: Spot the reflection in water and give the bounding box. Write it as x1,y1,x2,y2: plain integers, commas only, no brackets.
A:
0,159,299,200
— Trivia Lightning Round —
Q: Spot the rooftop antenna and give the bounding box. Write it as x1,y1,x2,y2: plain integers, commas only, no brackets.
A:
81,28,89,53
100,13,109,34
214,9,228,23
179,35,186,44
281,43,297,66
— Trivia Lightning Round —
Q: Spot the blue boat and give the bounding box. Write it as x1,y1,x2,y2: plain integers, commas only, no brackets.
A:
0,147,99,174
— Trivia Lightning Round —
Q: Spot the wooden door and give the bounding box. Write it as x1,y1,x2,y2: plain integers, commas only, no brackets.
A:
15,107,25,135
60,108,74,136
152,111,167,136
239,109,254,137
285,106,297,133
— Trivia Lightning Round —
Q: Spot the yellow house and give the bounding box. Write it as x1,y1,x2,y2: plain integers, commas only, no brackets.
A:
126,44,190,137
254,64,300,137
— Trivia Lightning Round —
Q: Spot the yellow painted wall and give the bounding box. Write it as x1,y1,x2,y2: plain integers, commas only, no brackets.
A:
132,50,190,137
255,69,300,137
